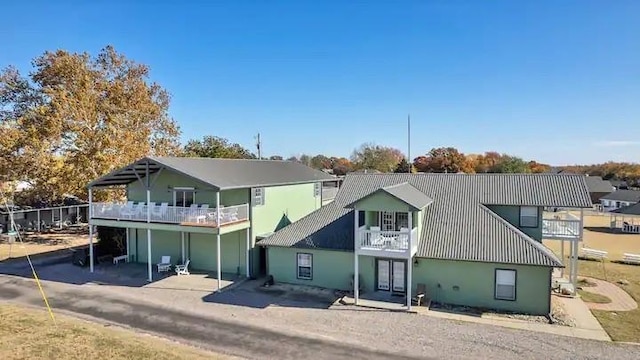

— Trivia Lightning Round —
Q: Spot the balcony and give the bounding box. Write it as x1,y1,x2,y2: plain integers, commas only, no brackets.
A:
542,212,581,240
90,202,249,228
356,226,418,258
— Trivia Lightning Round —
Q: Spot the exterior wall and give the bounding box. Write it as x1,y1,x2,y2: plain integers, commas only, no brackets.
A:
265,247,552,315
126,169,249,207
487,205,543,241
266,247,375,291
352,192,412,213
251,183,321,237
128,228,248,276
412,259,552,315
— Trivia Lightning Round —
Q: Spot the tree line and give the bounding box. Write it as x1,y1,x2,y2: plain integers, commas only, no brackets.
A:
1,46,638,204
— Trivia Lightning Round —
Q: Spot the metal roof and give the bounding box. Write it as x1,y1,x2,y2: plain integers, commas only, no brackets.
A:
611,203,640,216
600,190,640,203
345,182,433,211
258,173,592,267
88,156,335,189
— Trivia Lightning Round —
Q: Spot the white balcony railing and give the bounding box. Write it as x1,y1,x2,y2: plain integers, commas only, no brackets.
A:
357,226,418,258
542,212,581,240
90,202,249,227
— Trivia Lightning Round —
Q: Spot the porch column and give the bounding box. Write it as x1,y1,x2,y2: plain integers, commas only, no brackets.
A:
407,211,412,310
147,228,152,282
126,228,130,260
59,207,63,229
560,239,564,277
88,188,94,273
216,191,222,291
245,229,250,278
353,208,359,305
181,232,185,263
37,209,41,232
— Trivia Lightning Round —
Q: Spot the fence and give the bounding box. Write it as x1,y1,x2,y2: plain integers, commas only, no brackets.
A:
0,204,89,233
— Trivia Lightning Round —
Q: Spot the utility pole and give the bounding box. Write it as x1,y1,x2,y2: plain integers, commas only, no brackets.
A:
407,114,411,173
255,133,261,159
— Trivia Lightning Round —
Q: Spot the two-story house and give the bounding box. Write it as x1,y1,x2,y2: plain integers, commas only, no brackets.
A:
257,173,592,315
87,156,334,288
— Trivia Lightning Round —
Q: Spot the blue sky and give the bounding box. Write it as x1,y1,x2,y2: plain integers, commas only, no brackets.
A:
2,1,639,165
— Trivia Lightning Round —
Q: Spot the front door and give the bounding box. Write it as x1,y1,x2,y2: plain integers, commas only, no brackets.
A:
377,259,406,293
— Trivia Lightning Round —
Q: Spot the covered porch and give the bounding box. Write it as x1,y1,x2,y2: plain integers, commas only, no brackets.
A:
609,203,640,234
542,209,585,295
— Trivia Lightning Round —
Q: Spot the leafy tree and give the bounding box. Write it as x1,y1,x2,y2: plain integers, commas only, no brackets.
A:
331,157,353,176
492,155,531,173
269,155,283,160
310,154,331,169
471,152,503,173
183,136,255,159
350,143,404,173
0,46,180,202
413,147,469,173
299,154,311,166
528,161,550,173
286,156,299,162
394,158,413,173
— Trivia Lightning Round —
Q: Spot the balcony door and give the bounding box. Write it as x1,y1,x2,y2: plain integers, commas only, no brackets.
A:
379,211,409,231
173,188,195,207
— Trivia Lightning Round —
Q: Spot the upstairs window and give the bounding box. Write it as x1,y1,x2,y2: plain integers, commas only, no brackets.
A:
252,187,265,206
519,206,538,228
173,188,195,207
314,182,321,197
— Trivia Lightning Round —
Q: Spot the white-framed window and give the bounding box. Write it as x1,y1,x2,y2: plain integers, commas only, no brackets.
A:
314,182,321,197
297,253,312,280
378,211,410,231
519,206,538,228
495,269,516,301
252,187,265,206
173,188,195,207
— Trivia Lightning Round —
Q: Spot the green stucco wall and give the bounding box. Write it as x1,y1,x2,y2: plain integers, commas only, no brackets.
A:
487,205,543,241
265,247,551,315
266,247,375,291
353,192,412,213
128,228,248,276
251,183,321,237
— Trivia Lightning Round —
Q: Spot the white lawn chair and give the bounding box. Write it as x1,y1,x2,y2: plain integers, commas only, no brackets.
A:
369,226,384,246
157,256,172,272
175,259,191,276
119,201,135,217
196,204,209,223
151,202,168,220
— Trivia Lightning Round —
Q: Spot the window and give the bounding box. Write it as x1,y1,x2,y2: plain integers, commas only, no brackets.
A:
314,182,321,197
358,211,365,227
395,212,409,230
173,188,195,207
519,206,538,228
495,269,516,301
252,187,265,206
297,253,312,280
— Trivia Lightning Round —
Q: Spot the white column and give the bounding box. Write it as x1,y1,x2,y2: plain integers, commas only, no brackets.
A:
181,232,185,263
353,208,359,305
37,209,41,232
88,188,94,273
146,189,151,223
560,239,565,277
216,191,222,290
245,229,250,278
59,207,63,229
407,211,413,310
125,228,130,260
147,228,152,282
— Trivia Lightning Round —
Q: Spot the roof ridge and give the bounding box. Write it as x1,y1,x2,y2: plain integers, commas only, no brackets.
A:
479,204,563,267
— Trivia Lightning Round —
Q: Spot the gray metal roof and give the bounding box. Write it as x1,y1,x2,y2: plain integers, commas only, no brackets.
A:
258,173,592,267
584,176,614,194
345,182,433,211
600,190,640,203
88,156,334,189
611,203,640,216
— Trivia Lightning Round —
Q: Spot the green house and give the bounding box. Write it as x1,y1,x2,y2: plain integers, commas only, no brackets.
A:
257,173,592,315
87,156,336,287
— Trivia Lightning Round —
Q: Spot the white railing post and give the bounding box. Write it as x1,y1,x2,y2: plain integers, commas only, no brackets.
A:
353,208,359,305
37,209,41,232
216,191,222,292
88,188,94,273
407,211,413,256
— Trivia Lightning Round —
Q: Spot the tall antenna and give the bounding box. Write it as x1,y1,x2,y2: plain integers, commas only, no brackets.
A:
407,114,411,173
255,133,261,159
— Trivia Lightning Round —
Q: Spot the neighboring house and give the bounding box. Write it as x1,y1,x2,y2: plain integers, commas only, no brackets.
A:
600,190,640,211
257,173,591,315
87,156,334,285
609,180,629,190
583,176,614,204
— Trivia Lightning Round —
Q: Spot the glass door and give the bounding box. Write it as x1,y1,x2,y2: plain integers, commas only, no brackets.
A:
377,259,390,291
392,260,406,292
380,211,395,231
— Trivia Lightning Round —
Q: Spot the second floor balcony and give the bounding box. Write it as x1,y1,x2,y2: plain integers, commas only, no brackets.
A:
356,225,418,258
90,202,249,228
542,212,581,240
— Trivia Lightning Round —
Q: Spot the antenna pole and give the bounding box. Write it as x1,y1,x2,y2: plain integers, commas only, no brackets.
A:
256,133,261,159
407,114,411,173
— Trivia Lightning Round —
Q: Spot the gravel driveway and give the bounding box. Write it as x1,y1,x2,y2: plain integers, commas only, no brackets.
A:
0,262,638,360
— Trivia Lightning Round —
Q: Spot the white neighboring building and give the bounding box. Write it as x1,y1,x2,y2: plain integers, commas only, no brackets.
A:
600,190,640,211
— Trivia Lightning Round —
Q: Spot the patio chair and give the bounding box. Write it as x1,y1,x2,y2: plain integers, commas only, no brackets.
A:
157,256,172,272
369,226,383,246
413,283,430,307
119,201,135,217
175,259,191,276
151,202,168,220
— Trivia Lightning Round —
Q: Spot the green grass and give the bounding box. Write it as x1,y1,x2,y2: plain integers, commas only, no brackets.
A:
0,305,222,360
577,277,597,287
577,289,612,304
577,260,640,343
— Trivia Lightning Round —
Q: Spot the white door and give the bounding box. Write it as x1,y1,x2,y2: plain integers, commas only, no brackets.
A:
392,260,405,292
380,212,395,231
377,259,390,290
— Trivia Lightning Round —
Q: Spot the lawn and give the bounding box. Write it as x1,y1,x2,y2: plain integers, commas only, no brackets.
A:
543,213,640,342
0,304,222,360
0,230,88,261
577,289,612,304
